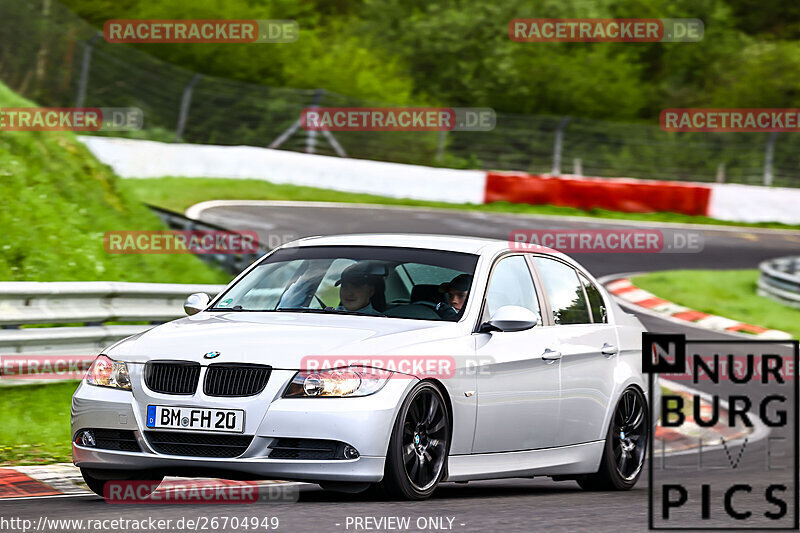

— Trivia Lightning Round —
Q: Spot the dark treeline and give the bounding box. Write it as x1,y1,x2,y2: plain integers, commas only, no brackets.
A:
60,0,800,120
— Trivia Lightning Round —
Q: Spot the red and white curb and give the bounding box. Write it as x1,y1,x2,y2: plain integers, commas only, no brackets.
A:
603,275,792,339
0,464,83,499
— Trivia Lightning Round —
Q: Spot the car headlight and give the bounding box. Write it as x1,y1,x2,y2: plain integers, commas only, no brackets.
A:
86,355,131,390
283,368,389,397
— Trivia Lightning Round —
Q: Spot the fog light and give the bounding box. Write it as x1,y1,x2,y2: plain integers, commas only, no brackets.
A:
343,445,360,459
75,430,96,447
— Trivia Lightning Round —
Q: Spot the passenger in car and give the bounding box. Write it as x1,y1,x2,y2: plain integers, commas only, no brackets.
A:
335,262,385,315
435,274,472,319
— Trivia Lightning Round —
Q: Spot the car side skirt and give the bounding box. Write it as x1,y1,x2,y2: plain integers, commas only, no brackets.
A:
445,441,605,482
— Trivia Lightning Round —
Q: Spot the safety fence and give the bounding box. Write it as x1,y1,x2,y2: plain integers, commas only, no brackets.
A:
2,0,800,186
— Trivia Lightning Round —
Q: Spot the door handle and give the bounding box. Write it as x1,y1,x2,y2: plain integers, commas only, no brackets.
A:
542,348,562,361
601,343,619,357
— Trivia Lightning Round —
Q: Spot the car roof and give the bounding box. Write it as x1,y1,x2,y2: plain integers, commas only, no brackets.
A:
283,233,561,257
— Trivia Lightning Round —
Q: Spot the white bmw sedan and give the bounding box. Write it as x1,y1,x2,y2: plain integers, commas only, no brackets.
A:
72,234,657,500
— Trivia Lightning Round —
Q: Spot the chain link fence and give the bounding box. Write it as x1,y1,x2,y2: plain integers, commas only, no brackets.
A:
2,0,800,186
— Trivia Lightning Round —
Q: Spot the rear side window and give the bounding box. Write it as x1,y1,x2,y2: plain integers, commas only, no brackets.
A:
580,274,607,323
533,257,591,325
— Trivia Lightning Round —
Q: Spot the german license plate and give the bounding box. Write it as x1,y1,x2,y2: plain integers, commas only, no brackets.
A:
146,405,244,433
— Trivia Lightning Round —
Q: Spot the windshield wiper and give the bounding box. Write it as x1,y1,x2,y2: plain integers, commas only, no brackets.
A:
275,307,330,314
276,307,386,317
210,306,385,317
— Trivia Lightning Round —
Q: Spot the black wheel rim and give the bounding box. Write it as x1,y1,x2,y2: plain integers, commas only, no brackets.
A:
402,388,448,491
612,389,647,481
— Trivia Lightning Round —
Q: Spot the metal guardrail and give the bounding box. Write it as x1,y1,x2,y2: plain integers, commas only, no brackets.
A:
0,206,261,379
0,282,225,355
758,257,800,309
0,204,268,363
148,204,267,274
0,206,271,372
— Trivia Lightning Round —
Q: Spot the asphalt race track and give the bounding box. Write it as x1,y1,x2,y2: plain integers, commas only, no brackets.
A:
193,201,800,276
3,203,798,532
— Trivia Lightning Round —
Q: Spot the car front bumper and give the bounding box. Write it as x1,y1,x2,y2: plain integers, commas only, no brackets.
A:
71,369,416,483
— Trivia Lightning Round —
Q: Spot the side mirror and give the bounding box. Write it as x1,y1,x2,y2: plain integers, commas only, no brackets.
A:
479,305,539,333
184,293,210,316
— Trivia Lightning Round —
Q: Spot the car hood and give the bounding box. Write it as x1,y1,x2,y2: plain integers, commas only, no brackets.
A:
105,311,461,368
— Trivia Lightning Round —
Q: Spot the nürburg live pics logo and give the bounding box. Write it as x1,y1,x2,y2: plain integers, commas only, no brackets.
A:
643,333,799,530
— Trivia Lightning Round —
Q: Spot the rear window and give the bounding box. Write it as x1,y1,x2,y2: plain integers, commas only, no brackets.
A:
580,274,608,323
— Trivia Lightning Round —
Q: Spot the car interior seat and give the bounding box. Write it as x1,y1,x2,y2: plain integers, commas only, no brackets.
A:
410,284,442,305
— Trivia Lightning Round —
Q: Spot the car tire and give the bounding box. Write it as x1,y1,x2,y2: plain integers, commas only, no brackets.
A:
381,381,450,500
577,387,649,491
81,468,164,499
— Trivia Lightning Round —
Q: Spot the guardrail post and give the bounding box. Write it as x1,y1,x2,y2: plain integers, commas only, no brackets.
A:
305,88,325,154
75,33,101,108
435,130,447,162
551,117,571,176
716,162,726,183
573,158,583,176
763,132,778,186
35,0,53,88
175,74,202,142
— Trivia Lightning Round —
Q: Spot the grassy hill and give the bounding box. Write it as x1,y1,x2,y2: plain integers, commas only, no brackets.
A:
0,82,229,283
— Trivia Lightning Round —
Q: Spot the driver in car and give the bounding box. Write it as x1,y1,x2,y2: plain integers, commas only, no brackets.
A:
334,262,384,315
435,274,472,319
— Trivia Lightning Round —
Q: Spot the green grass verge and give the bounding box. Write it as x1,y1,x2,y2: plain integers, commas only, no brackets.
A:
126,177,800,231
633,270,800,339
0,381,79,466
0,81,230,284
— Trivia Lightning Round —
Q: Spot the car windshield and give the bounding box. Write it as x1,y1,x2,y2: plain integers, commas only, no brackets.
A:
209,245,479,321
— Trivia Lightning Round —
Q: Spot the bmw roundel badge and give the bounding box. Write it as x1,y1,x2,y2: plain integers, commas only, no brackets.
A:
204,351,221,359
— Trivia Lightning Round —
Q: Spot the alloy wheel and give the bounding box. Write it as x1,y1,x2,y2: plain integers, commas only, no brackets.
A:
401,388,448,491
612,388,648,481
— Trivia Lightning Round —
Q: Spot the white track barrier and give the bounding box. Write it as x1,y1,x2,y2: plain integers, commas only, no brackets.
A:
79,137,487,205
79,137,800,224
708,183,800,225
